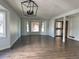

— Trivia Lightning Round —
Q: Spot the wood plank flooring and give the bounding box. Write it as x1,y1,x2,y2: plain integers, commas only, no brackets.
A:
0,35,79,59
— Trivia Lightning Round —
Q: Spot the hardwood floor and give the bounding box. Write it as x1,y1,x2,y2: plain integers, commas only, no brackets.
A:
0,35,79,59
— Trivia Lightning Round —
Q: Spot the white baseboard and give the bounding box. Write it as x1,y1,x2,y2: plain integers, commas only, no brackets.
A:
0,45,10,51
68,37,79,41
10,36,21,48
0,36,21,51
48,35,54,38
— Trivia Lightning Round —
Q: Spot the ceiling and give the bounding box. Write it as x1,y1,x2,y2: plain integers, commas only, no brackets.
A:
6,0,79,19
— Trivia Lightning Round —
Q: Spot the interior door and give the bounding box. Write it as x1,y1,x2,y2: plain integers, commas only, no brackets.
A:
54,20,68,40
55,21,63,37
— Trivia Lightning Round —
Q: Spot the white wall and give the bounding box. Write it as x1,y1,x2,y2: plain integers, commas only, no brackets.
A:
9,10,21,46
21,17,49,36
49,9,79,41
0,0,21,50
48,18,64,37
68,14,79,41
48,8,79,41
48,19,55,37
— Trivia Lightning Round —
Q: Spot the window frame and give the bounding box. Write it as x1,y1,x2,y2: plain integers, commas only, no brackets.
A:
0,10,7,38
30,20,40,33
26,21,29,32
41,21,46,32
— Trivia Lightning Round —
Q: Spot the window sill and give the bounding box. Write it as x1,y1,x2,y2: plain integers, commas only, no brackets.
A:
0,35,6,39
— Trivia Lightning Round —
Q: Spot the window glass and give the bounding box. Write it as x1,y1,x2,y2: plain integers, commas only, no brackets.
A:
0,12,5,37
41,21,46,32
31,21,40,32
26,21,29,32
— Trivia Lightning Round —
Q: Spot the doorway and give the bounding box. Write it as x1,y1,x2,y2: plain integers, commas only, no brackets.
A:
54,20,68,40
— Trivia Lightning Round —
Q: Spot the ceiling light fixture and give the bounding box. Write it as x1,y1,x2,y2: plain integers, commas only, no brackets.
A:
21,0,38,16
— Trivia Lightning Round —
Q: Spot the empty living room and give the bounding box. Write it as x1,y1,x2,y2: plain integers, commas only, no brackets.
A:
0,0,79,59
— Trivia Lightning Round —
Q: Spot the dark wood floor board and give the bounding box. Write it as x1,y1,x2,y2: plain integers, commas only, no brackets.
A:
0,35,79,59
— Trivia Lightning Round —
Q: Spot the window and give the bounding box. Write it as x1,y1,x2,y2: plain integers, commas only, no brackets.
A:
0,12,6,37
41,21,46,32
26,21,29,32
31,21,40,32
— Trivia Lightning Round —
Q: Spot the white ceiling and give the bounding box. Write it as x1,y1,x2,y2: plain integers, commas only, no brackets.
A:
6,0,79,19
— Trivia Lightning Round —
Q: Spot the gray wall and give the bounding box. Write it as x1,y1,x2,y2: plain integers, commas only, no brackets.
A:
21,17,49,35
0,0,21,50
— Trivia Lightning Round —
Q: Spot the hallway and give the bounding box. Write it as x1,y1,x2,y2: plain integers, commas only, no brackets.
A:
1,0,79,59
0,35,79,59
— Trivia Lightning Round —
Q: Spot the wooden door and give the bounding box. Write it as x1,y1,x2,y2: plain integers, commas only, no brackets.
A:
55,21,63,37
54,20,68,40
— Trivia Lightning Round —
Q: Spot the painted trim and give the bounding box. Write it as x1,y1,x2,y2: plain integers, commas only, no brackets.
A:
10,36,21,48
0,45,10,51
53,8,79,19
